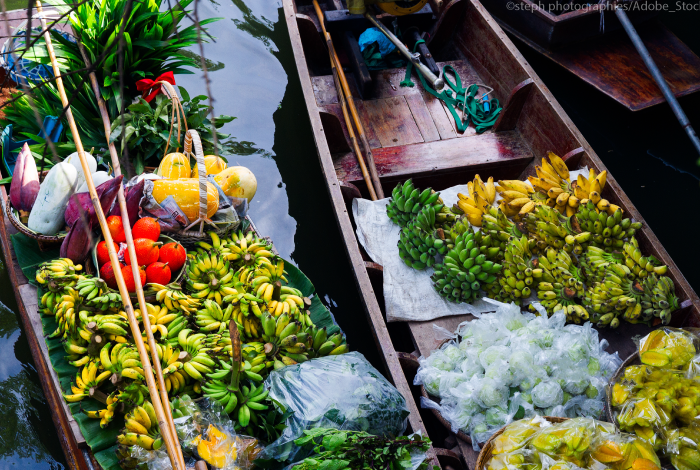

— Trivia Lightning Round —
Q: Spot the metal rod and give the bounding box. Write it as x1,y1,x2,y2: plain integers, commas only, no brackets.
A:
364,11,444,90
615,6,700,157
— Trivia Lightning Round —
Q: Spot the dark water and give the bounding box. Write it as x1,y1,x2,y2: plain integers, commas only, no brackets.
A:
1,1,699,467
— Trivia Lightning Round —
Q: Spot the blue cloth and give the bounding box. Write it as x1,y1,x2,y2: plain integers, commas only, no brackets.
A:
358,27,396,57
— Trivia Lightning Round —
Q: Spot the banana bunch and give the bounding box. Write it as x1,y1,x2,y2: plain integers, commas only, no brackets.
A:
449,215,509,263
63,359,111,402
495,179,547,217
208,356,265,384
570,168,621,215
88,290,124,311
202,373,270,432
223,230,275,268
526,152,589,217
112,382,151,410
149,282,201,315
187,251,237,303
575,201,642,250
579,246,626,283
249,258,286,302
398,204,449,270
193,231,225,257
35,258,83,287
431,228,502,303
642,275,678,324
117,401,163,451
481,206,524,240
153,343,190,395
132,302,182,339
50,286,85,339
584,263,644,327
101,343,145,381
455,174,496,226
73,277,108,302
386,179,442,227
177,329,217,381
623,237,668,278
522,205,591,255
495,235,540,305
63,337,89,362
195,299,234,333
533,248,589,323
84,392,120,428
76,310,129,345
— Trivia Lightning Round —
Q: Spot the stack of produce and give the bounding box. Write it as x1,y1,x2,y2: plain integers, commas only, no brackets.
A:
38,226,348,464
611,328,700,470
484,417,661,470
414,301,621,445
454,174,496,226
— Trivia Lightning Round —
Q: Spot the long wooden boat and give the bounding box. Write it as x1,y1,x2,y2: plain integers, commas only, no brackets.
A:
284,0,700,467
475,0,700,111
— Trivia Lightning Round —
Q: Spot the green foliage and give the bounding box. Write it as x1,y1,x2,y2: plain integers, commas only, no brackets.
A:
289,428,434,470
109,87,234,174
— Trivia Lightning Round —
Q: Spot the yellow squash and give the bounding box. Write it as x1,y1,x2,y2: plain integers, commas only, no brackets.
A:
214,166,257,202
156,153,191,179
152,179,219,220
191,155,228,178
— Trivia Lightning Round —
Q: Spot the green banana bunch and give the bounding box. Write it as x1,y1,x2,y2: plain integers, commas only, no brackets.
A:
87,290,123,311
386,179,442,227
431,228,502,303
74,277,108,302
532,247,590,323
494,235,540,305
583,263,642,327
100,343,145,382
222,229,275,267
575,200,642,249
202,372,270,433
579,245,626,283
117,401,163,451
480,206,523,240
195,299,234,333
623,237,668,278
177,329,217,381
522,204,591,255
640,274,678,325
112,382,150,409
398,204,449,270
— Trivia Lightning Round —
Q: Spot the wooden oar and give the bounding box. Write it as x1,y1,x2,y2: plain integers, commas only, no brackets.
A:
73,41,186,469
34,3,184,469
311,0,384,200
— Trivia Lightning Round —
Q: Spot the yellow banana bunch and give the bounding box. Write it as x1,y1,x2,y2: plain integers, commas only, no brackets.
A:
118,401,163,451
456,174,496,226
177,329,218,381
148,282,201,314
101,343,145,382
222,230,275,269
131,302,181,339
571,168,620,215
152,342,190,395
495,179,547,217
63,359,111,402
84,392,120,428
35,258,83,287
527,152,580,216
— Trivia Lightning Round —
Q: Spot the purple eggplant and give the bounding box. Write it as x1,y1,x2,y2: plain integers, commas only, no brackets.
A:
65,175,123,228
108,178,145,226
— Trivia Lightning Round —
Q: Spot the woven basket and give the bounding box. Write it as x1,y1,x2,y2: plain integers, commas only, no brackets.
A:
4,195,66,250
475,417,568,470
153,82,239,247
90,234,187,302
605,352,640,424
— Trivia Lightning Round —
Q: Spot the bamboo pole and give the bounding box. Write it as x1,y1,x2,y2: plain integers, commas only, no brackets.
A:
35,4,183,469
74,41,185,470
311,0,384,200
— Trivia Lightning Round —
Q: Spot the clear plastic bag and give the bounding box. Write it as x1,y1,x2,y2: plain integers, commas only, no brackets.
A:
260,352,410,463
638,328,699,370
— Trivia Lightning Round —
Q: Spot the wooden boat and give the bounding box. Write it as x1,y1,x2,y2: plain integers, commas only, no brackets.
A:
475,0,700,111
284,0,700,466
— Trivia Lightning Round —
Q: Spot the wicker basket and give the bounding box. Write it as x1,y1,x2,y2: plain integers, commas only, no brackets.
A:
90,234,188,302
4,195,66,250
475,417,569,470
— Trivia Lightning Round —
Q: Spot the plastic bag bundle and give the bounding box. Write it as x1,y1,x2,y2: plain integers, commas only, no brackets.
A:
260,352,410,463
414,301,619,446
484,417,662,470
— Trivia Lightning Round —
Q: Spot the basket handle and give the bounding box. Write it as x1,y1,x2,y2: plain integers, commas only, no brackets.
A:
183,129,212,235
158,81,188,158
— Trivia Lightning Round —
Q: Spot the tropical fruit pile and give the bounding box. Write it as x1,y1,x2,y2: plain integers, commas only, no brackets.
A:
485,417,661,470
413,301,620,445
384,153,680,327
38,227,348,466
611,328,700,470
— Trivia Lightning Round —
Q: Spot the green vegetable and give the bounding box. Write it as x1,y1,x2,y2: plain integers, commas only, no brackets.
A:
290,428,435,470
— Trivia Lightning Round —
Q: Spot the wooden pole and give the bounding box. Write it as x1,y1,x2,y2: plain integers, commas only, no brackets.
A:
311,0,385,199
35,4,183,469
74,41,185,470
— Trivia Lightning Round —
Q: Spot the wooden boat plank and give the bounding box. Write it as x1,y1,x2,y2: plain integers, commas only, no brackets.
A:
282,4,439,466
334,130,534,187
312,75,338,106
499,21,700,111
354,100,383,148
419,89,458,140
360,96,424,147
405,93,441,143
18,283,86,446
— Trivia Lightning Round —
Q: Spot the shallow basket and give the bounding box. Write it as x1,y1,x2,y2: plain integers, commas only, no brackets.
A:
605,352,641,425
4,196,66,251
91,234,187,302
475,417,568,470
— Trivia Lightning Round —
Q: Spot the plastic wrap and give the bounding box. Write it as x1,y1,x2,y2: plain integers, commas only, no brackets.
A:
261,352,410,463
491,417,551,454
638,328,699,370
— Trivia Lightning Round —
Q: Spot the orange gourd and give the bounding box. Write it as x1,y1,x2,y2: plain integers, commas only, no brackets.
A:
156,153,191,179
152,179,219,220
191,155,228,178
